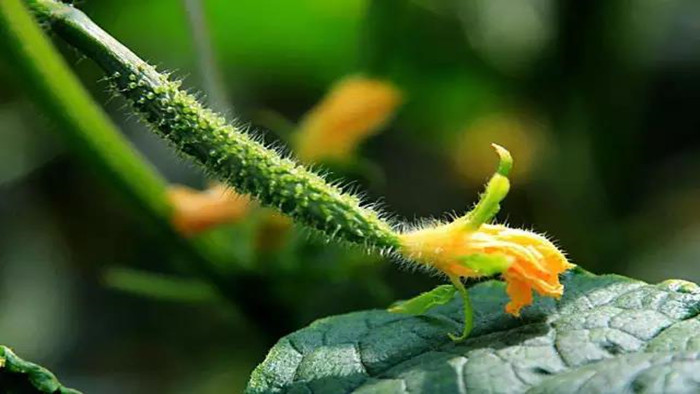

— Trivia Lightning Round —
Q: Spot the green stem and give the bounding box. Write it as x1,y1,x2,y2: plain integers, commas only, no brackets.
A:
28,0,401,252
447,274,474,342
1,0,170,226
0,0,238,289
103,267,221,303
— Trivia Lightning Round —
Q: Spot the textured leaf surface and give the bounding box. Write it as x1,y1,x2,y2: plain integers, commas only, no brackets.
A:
0,346,80,394
246,269,700,393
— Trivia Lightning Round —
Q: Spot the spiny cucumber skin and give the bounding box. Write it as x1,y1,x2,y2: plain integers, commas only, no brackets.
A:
31,0,400,250
113,68,398,249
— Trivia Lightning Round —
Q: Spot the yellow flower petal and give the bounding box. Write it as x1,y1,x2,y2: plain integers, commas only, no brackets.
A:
504,276,532,316
168,183,253,236
399,222,574,316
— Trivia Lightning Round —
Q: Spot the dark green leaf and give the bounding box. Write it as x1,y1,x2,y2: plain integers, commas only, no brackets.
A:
246,268,700,393
0,346,81,394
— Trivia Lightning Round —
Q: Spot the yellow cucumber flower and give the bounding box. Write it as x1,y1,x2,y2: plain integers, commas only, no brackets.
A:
398,144,574,328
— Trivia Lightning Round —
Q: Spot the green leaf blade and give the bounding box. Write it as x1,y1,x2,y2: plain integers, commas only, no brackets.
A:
0,346,81,394
388,285,457,315
246,269,700,394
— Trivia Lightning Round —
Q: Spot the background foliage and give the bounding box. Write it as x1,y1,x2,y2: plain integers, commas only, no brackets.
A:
0,0,698,392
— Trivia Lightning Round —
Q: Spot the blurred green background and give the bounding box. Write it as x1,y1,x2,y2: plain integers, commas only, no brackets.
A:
0,0,699,392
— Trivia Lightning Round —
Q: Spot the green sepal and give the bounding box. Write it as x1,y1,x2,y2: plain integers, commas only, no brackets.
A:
388,285,457,315
492,143,513,177
457,253,511,276
463,144,512,229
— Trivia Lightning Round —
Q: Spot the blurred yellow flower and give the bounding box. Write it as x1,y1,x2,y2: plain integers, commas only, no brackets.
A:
168,182,293,249
168,183,253,237
295,75,402,163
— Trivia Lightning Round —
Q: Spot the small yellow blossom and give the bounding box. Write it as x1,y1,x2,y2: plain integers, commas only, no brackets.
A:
168,183,253,236
398,144,574,318
294,75,402,163
400,223,573,316
168,183,293,250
